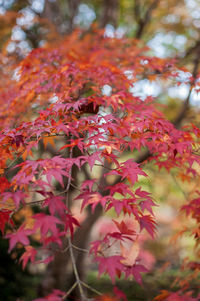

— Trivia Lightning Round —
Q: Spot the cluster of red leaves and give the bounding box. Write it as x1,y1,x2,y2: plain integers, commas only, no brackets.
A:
0,28,200,299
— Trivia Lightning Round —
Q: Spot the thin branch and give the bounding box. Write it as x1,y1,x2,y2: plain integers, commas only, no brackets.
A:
72,243,89,253
67,236,87,300
94,163,114,170
135,0,159,39
184,40,200,60
61,246,70,253
133,56,200,165
62,281,78,300
65,142,87,301
173,57,199,128
70,182,82,191
80,280,103,296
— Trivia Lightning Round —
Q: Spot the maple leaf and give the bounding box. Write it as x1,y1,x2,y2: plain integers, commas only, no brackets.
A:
62,213,80,237
33,213,63,238
120,160,147,185
113,286,127,301
139,215,157,238
77,191,102,212
0,210,14,234
96,296,118,301
113,220,136,236
124,264,148,284
42,193,67,217
96,256,124,283
6,224,34,252
107,183,135,197
139,199,156,215
0,176,10,193
81,178,97,192
90,239,102,256
86,151,103,170
59,138,85,152
3,191,26,209
20,245,37,269
34,289,65,301
43,232,65,247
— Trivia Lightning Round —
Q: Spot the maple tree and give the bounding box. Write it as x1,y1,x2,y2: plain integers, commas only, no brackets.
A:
0,1,200,300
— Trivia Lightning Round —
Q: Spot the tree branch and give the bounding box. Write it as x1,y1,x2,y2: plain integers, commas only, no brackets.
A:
135,0,159,39
184,40,200,61
62,281,77,300
65,142,87,301
173,56,199,128
132,55,200,165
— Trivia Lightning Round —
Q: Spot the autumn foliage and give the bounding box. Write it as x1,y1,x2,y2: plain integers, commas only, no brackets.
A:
0,25,200,300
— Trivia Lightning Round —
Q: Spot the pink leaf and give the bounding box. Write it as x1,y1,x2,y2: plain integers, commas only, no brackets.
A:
6,225,34,252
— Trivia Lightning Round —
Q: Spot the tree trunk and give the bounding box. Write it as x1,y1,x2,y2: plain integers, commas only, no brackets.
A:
67,0,81,33
41,0,63,32
100,0,119,28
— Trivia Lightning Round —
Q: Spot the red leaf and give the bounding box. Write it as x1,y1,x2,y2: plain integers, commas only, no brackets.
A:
42,193,67,217
113,220,135,236
0,210,14,234
139,215,157,238
34,289,65,301
96,256,123,283
0,177,10,193
124,264,148,284
63,213,80,237
20,246,37,269
33,213,63,238
6,224,34,252
113,286,127,301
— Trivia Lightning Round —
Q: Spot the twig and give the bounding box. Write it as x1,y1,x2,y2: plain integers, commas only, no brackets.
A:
94,163,114,170
72,243,89,253
62,281,78,300
67,236,86,300
134,56,200,165
80,280,102,296
65,141,87,301
135,0,159,39
61,246,70,253
173,57,199,128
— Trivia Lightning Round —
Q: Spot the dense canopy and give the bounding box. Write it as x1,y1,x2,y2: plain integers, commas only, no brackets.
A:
0,1,200,300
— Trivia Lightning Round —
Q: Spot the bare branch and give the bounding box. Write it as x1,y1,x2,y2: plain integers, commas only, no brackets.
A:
65,142,87,301
184,40,200,60
62,281,78,300
173,57,199,128
80,280,102,296
135,0,159,39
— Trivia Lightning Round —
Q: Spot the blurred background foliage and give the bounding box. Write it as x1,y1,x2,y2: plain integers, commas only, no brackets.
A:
0,0,200,300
